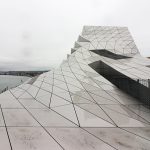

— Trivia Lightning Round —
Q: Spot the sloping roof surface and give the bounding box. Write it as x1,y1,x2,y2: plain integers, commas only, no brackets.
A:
0,26,150,150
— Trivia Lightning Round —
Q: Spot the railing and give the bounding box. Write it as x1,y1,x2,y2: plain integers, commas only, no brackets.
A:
137,79,150,88
0,86,8,94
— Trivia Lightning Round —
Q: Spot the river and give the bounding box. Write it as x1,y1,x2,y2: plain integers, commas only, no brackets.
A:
0,75,30,92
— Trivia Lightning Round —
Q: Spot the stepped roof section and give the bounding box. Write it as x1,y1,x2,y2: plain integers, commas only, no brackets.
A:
0,26,150,150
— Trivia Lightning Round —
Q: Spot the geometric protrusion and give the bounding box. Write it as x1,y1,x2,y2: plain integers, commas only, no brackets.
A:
78,35,90,42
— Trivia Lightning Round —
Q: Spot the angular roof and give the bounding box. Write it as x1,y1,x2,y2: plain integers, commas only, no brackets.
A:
0,26,150,150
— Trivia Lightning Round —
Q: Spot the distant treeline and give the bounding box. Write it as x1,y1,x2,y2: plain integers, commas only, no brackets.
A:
0,70,49,77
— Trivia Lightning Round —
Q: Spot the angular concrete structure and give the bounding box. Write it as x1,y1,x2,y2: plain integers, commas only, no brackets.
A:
0,26,150,149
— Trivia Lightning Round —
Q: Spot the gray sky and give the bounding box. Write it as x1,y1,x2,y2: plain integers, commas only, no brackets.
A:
0,0,150,71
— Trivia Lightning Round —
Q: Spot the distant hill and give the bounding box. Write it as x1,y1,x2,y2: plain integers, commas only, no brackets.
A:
0,70,49,77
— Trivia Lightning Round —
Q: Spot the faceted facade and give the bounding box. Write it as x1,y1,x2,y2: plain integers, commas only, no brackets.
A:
0,26,150,149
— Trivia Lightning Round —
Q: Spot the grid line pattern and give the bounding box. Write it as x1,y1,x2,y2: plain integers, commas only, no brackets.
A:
0,26,150,149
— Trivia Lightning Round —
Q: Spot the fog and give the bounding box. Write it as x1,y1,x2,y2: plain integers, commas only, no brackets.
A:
0,0,150,70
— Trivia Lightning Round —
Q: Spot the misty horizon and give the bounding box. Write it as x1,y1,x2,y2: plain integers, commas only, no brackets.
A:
0,0,150,71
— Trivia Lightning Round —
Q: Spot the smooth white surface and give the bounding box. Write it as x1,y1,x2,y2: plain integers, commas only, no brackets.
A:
0,26,150,149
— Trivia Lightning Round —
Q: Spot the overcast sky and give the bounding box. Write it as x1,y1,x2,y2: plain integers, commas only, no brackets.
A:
0,0,150,71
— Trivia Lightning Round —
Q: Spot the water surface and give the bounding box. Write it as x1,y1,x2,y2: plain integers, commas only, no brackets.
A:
0,75,30,92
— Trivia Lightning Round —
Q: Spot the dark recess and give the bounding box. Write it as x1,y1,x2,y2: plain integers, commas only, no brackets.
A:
91,49,131,59
89,60,150,106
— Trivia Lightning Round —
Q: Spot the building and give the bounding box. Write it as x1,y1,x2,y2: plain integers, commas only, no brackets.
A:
0,26,150,149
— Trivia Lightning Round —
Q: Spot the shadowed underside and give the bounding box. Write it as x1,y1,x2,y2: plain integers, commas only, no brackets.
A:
0,26,150,150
